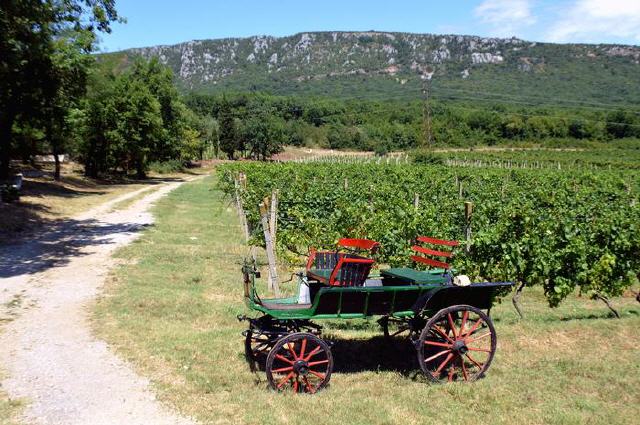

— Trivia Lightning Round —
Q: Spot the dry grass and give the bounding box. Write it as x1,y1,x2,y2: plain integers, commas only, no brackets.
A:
93,174,640,425
0,372,24,425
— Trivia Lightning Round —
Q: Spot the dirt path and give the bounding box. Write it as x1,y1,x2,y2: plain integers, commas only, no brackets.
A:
0,178,200,425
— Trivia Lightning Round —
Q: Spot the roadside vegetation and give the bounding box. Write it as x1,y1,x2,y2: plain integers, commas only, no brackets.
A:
94,175,639,425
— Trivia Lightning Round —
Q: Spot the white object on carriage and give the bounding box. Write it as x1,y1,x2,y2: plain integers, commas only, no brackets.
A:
453,275,471,287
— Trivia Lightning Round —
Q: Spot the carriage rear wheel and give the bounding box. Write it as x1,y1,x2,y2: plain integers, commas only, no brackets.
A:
417,305,497,383
244,329,273,372
379,316,423,340
265,332,333,393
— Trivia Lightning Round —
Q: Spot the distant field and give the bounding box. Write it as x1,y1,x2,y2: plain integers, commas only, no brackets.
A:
94,174,639,425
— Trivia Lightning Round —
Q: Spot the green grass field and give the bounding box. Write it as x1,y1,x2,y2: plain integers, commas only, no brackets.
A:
93,173,640,425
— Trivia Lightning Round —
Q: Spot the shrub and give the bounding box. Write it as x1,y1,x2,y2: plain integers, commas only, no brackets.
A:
148,160,185,174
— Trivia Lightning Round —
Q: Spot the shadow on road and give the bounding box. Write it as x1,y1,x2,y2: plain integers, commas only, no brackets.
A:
0,216,153,279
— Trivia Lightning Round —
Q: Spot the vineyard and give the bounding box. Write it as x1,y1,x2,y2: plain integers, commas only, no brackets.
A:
219,160,639,311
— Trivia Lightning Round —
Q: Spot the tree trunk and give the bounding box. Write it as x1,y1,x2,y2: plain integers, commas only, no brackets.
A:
53,153,61,181
135,156,146,179
0,112,15,180
47,124,62,181
512,281,526,319
596,294,620,319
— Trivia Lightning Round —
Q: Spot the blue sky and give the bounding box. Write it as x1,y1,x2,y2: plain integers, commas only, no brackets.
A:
99,0,640,52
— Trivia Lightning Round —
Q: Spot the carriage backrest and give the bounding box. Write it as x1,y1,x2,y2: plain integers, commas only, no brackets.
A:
329,257,375,287
337,238,380,254
411,236,459,270
306,238,379,272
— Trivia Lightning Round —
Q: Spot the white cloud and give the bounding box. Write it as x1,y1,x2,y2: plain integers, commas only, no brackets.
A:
474,0,536,37
546,0,640,43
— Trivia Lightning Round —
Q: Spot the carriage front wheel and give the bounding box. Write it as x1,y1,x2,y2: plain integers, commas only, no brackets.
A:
265,332,333,393
417,305,497,383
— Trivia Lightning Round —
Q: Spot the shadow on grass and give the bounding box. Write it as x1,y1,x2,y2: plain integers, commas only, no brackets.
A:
248,335,423,377
328,335,419,375
557,308,639,321
22,179,106,198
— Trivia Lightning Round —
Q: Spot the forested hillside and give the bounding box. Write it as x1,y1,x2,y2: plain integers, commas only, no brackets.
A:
104,31,640,104
184,91,640,156
97,31,640,156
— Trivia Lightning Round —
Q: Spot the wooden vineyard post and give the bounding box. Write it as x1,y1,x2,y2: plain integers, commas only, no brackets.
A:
270,189,278,248
414,193,420,210
234,174,253,258
260,198,280,297
464,201,473,253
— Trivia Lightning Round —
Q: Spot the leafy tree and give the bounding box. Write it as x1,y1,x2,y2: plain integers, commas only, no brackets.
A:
43,30,95,180
82,84,116,177
199,115,219,159
606,110,638,139
241,111,285,160
111,77,163,178
0,0,119,180
218,99,236,159
130,58,183,160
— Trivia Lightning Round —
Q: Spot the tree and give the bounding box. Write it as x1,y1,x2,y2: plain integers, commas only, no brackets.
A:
1,1,54,179
130,58,183,161
242,111,286,160
112,77,163,178
606,110,638,139
218,99,237,159
43,30,95,180
0,0,119,180
201,116,220,159
82,86,116,177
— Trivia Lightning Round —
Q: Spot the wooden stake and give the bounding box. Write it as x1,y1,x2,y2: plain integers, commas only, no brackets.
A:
260,199,280,297
234,176,255,262
270,189,278,247
464,201,473,253
414,193,420,210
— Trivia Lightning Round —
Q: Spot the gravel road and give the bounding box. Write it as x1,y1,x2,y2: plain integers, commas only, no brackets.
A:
0,178,199,425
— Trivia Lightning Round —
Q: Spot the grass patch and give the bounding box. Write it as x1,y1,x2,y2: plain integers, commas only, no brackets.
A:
94,173,640,425
0,371,24,425
0,396,23,425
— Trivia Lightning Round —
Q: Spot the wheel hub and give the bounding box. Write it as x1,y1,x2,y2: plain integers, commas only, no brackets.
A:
293,360,309,376
451,340,468,354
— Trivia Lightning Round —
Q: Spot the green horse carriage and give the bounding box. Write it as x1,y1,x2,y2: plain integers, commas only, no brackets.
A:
239,237,512,393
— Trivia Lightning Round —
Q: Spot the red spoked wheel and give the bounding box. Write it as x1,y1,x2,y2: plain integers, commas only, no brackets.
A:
417,305,496,383
265,332,333,393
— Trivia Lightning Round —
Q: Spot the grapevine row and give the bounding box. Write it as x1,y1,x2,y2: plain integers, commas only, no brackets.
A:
219,162,639,308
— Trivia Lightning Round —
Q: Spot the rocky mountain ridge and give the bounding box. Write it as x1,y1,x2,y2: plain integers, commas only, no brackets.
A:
104,31,640,103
